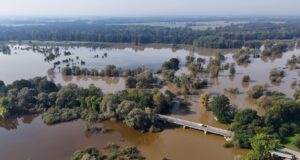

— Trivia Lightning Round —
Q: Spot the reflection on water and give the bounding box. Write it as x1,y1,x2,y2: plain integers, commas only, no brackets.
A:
48,73,126,94
0,47,51,83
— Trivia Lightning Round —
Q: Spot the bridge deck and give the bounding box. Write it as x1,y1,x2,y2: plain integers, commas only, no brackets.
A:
156,114,234,138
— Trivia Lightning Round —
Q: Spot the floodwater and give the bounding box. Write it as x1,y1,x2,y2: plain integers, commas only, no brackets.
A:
0,115,247,160
0,44,201,93
0,43,299,159
0,115,126,160
203,48,300,114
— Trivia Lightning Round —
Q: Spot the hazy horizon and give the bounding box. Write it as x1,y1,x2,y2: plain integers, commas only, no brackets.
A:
1,0,300,17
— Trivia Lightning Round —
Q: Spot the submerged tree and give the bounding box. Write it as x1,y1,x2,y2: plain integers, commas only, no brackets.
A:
71,147,103,160
207,57,221,78
229,63,236,76
200,92,211,110
243,75,251,83
161,58,180,70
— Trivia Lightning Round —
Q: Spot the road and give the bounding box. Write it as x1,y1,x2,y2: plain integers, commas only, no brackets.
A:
156,114,234,138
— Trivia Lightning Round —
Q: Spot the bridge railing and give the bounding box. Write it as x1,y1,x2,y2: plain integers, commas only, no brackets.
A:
156,114,234,138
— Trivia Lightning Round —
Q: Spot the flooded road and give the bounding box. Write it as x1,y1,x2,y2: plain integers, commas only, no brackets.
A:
1,43,299,159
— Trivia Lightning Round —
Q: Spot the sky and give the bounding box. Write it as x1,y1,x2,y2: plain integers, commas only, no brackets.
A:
0,0,300,17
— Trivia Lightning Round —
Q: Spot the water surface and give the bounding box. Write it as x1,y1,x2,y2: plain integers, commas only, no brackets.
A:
1,43,299,159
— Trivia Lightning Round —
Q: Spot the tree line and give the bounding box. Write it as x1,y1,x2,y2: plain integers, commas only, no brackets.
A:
1,22,300,48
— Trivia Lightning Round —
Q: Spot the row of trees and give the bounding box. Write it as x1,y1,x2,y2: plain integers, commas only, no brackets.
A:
61,65,157,79
61,65,161,89
1,22,300,48
193,36,244,49
61,65,120,77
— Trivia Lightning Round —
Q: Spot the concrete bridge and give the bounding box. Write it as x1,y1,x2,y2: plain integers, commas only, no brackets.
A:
156,114,234,138
156,114,300,159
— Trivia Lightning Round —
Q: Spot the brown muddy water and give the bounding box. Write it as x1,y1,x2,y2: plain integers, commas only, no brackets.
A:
0,43,299,160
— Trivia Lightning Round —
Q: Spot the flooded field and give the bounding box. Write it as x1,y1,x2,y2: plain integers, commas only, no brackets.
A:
0,43,299,159
203,48,300,114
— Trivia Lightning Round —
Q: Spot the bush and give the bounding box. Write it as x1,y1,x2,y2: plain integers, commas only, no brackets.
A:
107,146,145,160
104,65,120,77
125,108,153,131
247,85,267,99
242,75,250,83
185,56,195,65
61,66,72,76
269,69,285,83
187,63,205,74
192,79,208,89
116,100,138,120
161,58,180,70
126,76,137,88
229,63,236,75
42,107,80,124
71,147,103,160
72,145,145,160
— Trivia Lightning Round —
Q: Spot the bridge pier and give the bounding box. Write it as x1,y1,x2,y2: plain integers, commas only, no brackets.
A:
204,130,207,135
